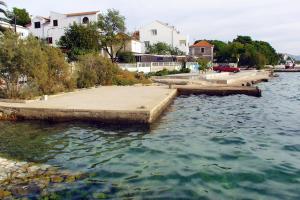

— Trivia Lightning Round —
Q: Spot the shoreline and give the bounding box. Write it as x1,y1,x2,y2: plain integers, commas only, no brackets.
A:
0,70,272,125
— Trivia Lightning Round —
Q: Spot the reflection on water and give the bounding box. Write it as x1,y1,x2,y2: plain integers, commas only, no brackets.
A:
0,73,300,199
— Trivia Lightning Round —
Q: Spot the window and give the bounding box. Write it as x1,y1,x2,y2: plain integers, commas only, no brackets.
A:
201,48,205,53
151,29,157,36
53,20,58,26
34,22,41,29
180,40,186,46
46,37,53,44
82,17,89,24
144,41,150,48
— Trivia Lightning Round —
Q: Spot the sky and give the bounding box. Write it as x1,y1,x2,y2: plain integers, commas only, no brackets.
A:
5,0,300,55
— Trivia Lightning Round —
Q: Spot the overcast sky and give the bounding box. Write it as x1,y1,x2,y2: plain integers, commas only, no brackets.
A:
5,0,300,54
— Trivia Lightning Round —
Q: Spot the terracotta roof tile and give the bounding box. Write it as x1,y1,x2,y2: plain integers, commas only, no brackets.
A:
190,41,213,48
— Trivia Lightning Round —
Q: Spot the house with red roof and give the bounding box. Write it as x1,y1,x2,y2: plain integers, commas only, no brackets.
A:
189,40,214,61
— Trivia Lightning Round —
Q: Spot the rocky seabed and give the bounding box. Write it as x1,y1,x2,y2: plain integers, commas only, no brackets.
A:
0,157,85,199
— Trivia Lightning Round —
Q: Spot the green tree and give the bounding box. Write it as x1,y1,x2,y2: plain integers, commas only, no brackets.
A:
0,1,8,19
0,1,9,33
209,40,230,62
12,7,31,26
197,58,210,73
228,42,244,63
233,36,252,44
146,42,184,55
147,42,170,55
211,36,279,68
59,23,101,61
170,47,185,56
97,9,127,62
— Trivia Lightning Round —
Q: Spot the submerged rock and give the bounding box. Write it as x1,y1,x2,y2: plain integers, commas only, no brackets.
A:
50,175,64,183
0,157,86,199
0,190,12,199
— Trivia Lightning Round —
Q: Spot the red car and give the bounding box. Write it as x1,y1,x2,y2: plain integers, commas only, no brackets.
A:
213,65,240,73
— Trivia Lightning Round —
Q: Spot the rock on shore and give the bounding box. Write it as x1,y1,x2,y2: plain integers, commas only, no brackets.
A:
0,157,85,199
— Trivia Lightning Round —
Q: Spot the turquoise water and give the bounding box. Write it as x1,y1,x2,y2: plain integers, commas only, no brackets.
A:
0,73,300,199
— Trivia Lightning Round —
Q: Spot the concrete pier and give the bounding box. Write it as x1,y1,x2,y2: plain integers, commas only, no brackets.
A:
175,85,262,97
153,70,271,87
0,86,177,124
274,68,300,73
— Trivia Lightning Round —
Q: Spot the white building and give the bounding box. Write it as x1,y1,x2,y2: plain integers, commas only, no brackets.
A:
138,21,189,55
123,39,143,54
0,21,29,38
28,11,143,54
29,11,101,46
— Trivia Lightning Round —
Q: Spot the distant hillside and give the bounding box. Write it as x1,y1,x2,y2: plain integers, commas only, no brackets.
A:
284,54,300,61
293,55,300,61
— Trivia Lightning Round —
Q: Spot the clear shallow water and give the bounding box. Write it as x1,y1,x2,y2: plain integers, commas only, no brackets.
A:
0,73,300,199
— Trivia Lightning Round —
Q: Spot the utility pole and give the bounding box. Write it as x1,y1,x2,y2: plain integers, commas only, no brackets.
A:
14,15,17,33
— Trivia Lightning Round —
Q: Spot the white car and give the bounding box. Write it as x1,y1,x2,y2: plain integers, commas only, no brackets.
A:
285,61,295,69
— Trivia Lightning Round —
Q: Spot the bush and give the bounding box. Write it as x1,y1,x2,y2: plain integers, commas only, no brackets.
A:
0,31,75,99
197,58,210,72
147,67,191,77
113,71,151,86
112,70,138,85
117,51,136,63
39,46,75,94
76,53,118,88
0,32,151,99
76,53,151,87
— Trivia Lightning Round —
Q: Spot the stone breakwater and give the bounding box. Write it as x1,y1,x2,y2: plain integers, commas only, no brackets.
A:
0,157,86,199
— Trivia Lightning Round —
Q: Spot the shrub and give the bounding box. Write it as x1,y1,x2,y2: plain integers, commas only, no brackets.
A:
0,32,45,99
112,70,138,85
76,53,118,88
76,53,151,87
113,71,151,86
180,67,191,73
0,31,75,99
197,58,210,72
147,67,191,77
117,51,136,63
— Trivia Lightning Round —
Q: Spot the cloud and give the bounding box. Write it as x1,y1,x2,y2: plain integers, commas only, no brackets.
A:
6,0,300,54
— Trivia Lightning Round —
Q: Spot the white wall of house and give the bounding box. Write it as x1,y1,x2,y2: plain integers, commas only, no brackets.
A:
123,40,142,54
139,21,189,55
28,11,143,56
28,11,101,46
0,21,29,38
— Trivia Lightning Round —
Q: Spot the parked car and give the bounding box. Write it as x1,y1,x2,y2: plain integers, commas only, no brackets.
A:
285,61,295,69
213,65,240,73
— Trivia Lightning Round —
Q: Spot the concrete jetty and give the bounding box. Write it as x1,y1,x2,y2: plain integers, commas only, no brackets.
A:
205,71,270,86
274,68,300,73
0,86,177,124
175,85,262,97
153,70,271,87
